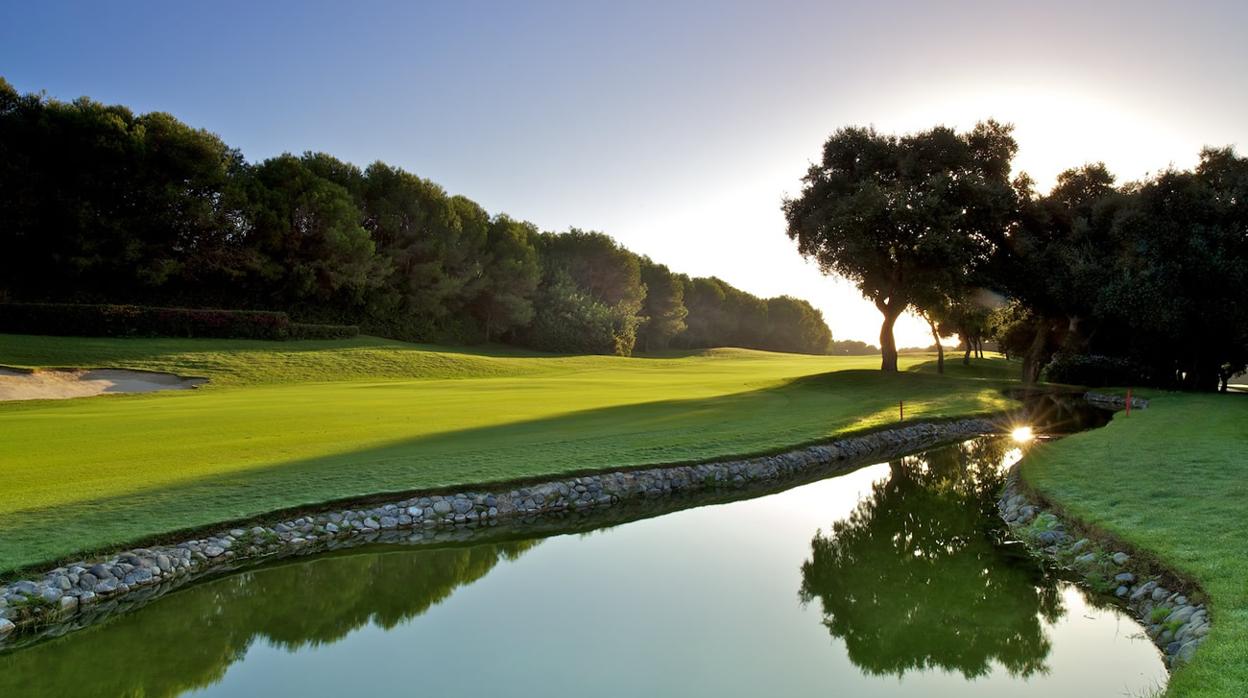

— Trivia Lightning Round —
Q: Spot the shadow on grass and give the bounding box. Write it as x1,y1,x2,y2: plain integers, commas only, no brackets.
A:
0,369,1013,575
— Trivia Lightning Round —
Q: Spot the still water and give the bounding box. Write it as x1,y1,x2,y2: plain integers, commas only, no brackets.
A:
0,436,1165,697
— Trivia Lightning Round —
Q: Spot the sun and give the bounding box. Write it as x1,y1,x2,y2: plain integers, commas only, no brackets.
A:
1011,426,1035,443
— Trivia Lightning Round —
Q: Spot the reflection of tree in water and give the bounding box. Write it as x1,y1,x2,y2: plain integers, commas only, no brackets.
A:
799,437,1063,679
0,539,538,698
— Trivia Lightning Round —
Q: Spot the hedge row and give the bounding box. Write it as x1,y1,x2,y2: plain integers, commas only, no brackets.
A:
1041,352,1150,387
0,303,359,341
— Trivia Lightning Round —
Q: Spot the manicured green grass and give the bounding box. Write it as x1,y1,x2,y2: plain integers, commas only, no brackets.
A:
0,334,1016,574
1021,392,1248,698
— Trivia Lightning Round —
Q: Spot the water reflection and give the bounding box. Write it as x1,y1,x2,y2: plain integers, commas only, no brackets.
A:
0,541,537,698
0,434,1164,698
799,437,1063,679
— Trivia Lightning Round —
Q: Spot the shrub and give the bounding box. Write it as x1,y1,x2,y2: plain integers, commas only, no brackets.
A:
1041,352,1150,387
0,303,358,341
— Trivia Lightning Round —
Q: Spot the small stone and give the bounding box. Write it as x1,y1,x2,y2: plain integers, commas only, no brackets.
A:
1074,552,1097,566
39,587,62,603
379,516,398,529
1114,572,1135,584
89,564,113,579
1175,641,1200,664
407,506,423,518
1069,538,1090,555
325,523,339,533
1115,586,1128,597
230,529,247,537
58,595,78,613
433,501,452,515
250,526,267,536
204,545,225,558
0,619,13,637
363,518,380,530
1111,552,1130,565
1166,606,1196,625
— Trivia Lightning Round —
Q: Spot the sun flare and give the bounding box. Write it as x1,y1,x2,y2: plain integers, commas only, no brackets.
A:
1011,426,1035,443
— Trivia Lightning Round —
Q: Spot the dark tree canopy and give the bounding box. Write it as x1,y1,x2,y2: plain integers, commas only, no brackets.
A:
0,79,835,358
784,121,1017,370
985,150,1248,390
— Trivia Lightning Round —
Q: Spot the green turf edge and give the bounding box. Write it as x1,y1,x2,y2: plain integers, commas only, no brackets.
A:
1,405,1020,583
1018,392,1248,698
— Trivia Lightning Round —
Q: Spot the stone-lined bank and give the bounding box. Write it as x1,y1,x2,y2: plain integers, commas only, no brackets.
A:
999,393,1210,670
0,416,1001,644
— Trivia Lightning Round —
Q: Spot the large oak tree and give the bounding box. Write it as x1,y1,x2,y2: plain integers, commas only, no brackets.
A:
783,122,1017,371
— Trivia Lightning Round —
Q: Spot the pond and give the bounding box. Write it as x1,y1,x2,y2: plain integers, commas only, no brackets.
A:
0,434,1165,697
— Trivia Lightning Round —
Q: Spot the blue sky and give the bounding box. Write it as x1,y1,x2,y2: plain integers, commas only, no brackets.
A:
4,0,1246,344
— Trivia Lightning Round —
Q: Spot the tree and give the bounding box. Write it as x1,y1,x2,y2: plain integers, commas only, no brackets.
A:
765,296,832,354
637,257,687,352
1096,150,1248,389
783,121,1017,371
242,155,379,312
472,216,541,342
998,164,1122,382
530,230,646,355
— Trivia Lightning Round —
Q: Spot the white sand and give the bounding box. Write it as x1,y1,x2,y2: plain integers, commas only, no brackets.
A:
0,368,206,401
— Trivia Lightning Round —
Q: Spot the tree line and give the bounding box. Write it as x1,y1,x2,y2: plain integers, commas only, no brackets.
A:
784,121,1248,390
0,79,831,356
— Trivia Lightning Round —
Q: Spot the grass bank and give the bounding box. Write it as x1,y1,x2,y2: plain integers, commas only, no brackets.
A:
1020,392,1248,698
0,334,1016,574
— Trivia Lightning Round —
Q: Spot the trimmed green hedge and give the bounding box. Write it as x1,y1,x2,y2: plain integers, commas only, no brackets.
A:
0,303,357,341
1040,352,1150,387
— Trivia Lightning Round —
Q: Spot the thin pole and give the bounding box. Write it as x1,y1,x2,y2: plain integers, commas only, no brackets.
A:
1125,388,1132,417
899,399,904,421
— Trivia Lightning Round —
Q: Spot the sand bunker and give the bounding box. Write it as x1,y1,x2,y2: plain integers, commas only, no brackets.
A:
0,367,206,401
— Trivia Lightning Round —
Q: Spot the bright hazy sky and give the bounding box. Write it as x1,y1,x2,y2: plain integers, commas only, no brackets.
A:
3,1,1246,345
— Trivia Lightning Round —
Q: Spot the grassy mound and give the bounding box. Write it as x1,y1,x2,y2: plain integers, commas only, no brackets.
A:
1021,392,1248,697
0,334,1015,573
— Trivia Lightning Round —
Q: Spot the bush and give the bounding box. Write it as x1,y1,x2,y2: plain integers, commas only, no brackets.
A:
1040,352,1150,387
0,303,358,341
523,276,621,355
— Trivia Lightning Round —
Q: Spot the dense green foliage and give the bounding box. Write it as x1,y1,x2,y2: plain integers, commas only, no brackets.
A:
786,118,1248,389
0,79,831,355
783,121,1017,371
0,302,357,340
992,155,1248,390
1022,393,1248,697
0,333,1013,573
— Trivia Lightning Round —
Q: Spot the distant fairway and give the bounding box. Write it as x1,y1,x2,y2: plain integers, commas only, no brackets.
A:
0,334,1017,573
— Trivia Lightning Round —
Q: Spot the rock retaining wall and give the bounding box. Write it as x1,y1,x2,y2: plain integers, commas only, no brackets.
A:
0,416,1000,644
1083,391,1150,411
999,447,1209,671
